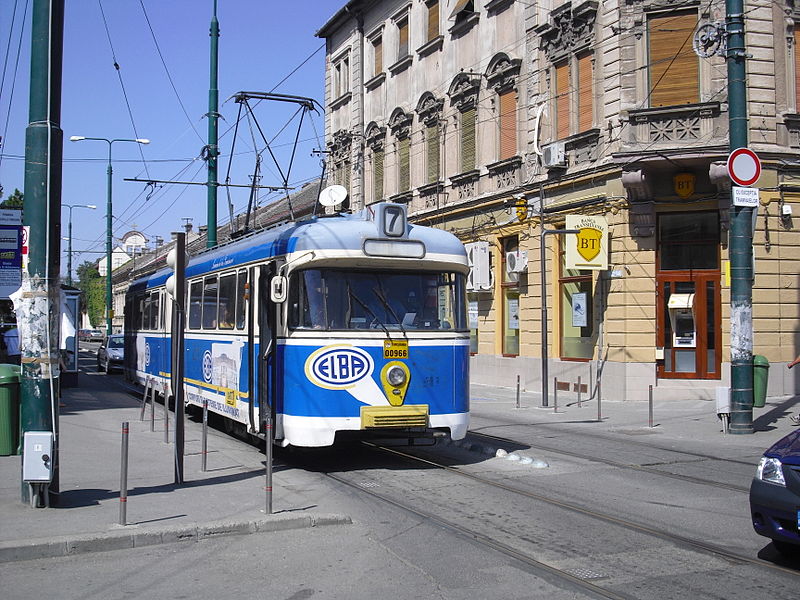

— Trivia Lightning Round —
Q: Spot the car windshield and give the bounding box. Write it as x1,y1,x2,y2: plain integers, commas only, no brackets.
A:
106,336,124,349
288,268,467,332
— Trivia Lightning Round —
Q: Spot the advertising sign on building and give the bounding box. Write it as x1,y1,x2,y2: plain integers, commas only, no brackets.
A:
565,214,609,271
0,210,22,299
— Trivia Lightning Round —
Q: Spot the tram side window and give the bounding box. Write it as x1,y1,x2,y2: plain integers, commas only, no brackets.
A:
202,276,219,329
142,295,151,330
150,291,160,330
236,269,247,329
218,273,236,329
189,281,203,329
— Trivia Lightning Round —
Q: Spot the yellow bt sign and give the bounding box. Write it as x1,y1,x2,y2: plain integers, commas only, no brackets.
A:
565,215,608,271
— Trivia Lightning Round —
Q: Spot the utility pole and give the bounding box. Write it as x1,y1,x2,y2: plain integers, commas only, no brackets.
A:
726,0,754,433
20,0,64,505
206,0,220,248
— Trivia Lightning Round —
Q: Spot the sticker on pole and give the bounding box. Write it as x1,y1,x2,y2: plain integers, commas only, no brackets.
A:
727,148,761,187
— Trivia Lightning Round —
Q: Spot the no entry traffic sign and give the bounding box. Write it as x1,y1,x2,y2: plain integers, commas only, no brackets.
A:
727,148,761,187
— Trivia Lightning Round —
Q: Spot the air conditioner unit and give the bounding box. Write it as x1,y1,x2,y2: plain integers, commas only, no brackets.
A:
465,241,491,291
542,141,566,168
506,250,528,274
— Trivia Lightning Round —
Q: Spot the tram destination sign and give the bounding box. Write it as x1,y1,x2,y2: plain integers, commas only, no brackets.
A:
732,186,760,208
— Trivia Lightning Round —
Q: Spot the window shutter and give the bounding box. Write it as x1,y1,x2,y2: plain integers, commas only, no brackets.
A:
428,2,440,42
427,124,440,183
461,107,476,172
577,53,593,132
556,62,570,140
373,149,384,202
399,138,410,192
648,12,699,107
795,28,800,110
374,38,383,75
399,20,409,58
499,89,516,160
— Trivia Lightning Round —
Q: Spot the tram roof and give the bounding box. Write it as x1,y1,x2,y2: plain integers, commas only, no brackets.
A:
132,210,466,291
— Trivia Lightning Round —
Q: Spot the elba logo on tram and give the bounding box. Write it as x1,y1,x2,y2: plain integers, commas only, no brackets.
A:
124,201,470,447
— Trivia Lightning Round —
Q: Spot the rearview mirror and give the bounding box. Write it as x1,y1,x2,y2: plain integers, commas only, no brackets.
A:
270,275,287,303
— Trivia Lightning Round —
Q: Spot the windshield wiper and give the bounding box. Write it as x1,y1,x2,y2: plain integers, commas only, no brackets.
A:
372,283,407,338
347,284,390,338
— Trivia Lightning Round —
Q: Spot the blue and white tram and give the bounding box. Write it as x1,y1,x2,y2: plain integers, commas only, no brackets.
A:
125,202,470,447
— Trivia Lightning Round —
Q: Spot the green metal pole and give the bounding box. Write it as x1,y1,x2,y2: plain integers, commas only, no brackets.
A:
21,0,64,504
106,145,113,336
67,210,72,286
726,0,754,434
206,0,219,248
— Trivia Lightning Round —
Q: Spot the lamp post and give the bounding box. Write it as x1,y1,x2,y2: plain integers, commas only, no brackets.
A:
62,203,96,286
69,136,149,335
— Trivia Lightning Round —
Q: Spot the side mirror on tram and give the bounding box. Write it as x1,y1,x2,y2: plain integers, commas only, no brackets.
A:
270,275,288,304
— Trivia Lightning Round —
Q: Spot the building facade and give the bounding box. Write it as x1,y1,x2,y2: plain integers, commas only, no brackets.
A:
317,0,800,402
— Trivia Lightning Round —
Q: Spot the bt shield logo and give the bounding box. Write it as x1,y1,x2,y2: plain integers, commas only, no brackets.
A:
305,345,374,389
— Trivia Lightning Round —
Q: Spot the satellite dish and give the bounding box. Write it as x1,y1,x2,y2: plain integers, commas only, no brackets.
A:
318,185,348,207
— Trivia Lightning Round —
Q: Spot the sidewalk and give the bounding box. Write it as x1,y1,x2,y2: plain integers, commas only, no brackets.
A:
1,372,796,563
470,382,797,456
0,371,352,563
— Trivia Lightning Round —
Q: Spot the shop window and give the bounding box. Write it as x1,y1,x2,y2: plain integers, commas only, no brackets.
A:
559,241,595,360
658,212,719,270
501,236,520,356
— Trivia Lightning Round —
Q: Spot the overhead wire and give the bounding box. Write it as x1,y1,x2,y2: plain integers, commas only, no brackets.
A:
0,0,29,185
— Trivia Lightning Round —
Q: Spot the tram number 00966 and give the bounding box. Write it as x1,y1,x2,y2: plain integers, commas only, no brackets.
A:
383,341,409,359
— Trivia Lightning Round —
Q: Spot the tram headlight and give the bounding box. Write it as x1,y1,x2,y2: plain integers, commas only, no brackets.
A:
387,365,407,387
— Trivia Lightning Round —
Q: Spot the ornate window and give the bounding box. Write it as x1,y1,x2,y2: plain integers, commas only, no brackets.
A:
332,53,350,100
416,92,444,184
389,108,413,194
366,123,386,204
486,53,521,160
538,3,596,140
648,11,699,107
449,73,481,174
329,130,353,193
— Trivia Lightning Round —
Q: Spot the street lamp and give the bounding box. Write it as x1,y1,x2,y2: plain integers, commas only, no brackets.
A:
69,136,149,335
62,203,96,286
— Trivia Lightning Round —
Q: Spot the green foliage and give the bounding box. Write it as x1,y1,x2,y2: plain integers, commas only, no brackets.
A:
0,188,23,209
75,261,104,327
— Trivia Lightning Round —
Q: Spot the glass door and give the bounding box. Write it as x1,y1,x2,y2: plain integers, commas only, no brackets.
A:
656,212,721,379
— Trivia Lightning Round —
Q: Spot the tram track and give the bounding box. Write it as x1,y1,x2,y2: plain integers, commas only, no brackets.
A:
357,442,799,583
465,430,752,494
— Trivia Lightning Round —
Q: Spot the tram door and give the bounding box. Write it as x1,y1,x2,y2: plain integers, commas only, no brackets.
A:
656,212,721,379
257,264,277,431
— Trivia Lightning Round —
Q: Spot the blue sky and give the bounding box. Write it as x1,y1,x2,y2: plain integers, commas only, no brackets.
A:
0,0,341,277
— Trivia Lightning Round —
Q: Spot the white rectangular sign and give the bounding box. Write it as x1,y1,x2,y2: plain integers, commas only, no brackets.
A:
732,186,759,207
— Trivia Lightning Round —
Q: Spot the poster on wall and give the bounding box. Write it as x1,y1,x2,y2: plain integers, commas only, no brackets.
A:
507,297,519,330
566,214,609,271
572,292,587,327
0,210,22,299
468,300,479,329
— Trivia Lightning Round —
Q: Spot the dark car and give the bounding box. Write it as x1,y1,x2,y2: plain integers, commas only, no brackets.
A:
97,334,124,373
749,428,800,556
79,329,104,342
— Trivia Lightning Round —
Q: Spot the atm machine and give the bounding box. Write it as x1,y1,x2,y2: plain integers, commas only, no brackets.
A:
667,293,696,348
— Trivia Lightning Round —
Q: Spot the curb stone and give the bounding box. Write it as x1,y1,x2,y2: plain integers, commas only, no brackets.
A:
0,513,352,563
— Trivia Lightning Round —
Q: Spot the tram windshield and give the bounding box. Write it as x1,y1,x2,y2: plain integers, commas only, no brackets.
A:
288,269,467,332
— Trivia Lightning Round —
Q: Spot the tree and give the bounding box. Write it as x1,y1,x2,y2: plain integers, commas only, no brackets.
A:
0,188,23,209
75,261,104,327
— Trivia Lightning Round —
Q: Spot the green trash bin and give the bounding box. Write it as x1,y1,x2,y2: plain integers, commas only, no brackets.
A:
0,363,21,456
753,355,769,408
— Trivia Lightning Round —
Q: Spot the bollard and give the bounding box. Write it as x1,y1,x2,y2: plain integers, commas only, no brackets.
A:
553,377,558,413
119,422,129,526
149,384,155,432
515,375,520,409
265,414,273,515
201,398,208,472
140,378,150,421
648,385,654,428
597,379,602,422
577,376,582,408
163,383,169,444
